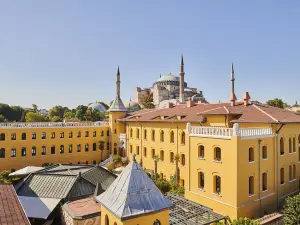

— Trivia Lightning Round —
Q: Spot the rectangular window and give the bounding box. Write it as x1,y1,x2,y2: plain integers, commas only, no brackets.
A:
181,154,185,166
51,132,55,139
69,132,73,138
41,132,46,139
77,132,81,138
93,131,96,137
280,168,284,184
77,144,81,152
32,147,36,156
198,172,204,189
136,146,140,155
21,147,26,157
106,142,109,151
11,133,16,141
60,145,64,154
85,131,89,137
106,130,109,136
21,133,26,140
51,146,55,155
130,145,132,153
93,143,97,151
85,144,89,152
69,145,72,153
42,146,46,155
32,133,36,140
143,147,147,157
170,152,174,163
11,148,16,158
214,176,221,194
151,149,155,158
60,132,64,138
262,173,267,191
249,176,254,195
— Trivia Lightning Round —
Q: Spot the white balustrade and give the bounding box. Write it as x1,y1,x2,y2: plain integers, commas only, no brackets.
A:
0,121,109,128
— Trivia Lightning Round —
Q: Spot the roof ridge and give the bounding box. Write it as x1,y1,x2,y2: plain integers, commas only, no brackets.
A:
223,106,229,114
252,104,280,123
200,106,224,114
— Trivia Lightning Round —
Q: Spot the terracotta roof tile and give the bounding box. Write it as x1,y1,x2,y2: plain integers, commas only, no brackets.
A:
120,102,300,124
0,184,30,225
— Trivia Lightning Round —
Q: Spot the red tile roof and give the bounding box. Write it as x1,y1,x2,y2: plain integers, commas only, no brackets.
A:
120,102,300,124
0,184,30,225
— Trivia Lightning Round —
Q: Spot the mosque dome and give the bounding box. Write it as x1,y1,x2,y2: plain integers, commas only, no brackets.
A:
88,102,106,112
156,74,180,82
124,100,141,112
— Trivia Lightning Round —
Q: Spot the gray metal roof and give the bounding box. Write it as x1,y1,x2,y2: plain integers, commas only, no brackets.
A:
108,95,128,112
39,164,93,175
68,178,95,199
82,167,116,191
16,174,76,199
96,158,173,220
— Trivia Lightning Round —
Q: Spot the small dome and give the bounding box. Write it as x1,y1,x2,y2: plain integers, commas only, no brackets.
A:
124,100,141,112
88,103,106,112
156,74,179,82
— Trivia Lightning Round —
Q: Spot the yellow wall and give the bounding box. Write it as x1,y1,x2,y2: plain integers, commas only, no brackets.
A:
0,125,110,171
109,112,127,156
101,206,169,225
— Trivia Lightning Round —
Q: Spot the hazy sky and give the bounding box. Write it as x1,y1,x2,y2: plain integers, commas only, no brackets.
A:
0,1,299,109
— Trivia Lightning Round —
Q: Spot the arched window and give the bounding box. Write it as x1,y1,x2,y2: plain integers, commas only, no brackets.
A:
280,137,284,155
151,149,155,158
293,164,296,179
249,147,254,162
298,135,300,161
136,146,140,155
85,144,89,152
77,131,81,138
143,147,147,157
293,137,296,153
60,132,64,138
214,175,221,194
106,130,110,136
181,132,185,145
280,168,284,184
0,133,5,141
41,132,46,139
0,148,5,158
198,145,204,158
77,144,81,152
160,150,164,161
22,147,27,156
100,131,104,137
198,171,204,189
51,146,55,154
42,146,46,155
51,132,55,139
32,146,36,156
114,223,117,225
93,160,96,165
289,138,292,153
130,128,133,138
249,176,254,195
11,148,16,157
262,146,267,159
170,131,174,143
85,131,89,137
136,129,140,139
262,173,267,191
69,145,72,153
69,131,73,138
144,129,147,140
214,147,221,161
160,130,164,142
21,133,26,140
289,165,292,180
32,132,36,140
93,131,96,137
105,215,109,225
130,145,132,153
170,152,174,163
11,133,16,140
153,219,161,225
152,130,155,141
60,145,64,154
181,154,185,166
93,143,97,151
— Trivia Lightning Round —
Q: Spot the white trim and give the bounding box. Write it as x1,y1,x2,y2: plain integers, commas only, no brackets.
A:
241,134,274,140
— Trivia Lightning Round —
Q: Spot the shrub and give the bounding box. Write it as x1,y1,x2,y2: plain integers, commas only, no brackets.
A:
284,194,300,225
231,218,259,225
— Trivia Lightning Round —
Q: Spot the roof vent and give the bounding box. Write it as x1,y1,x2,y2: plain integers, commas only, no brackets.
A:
187,100,195,108
243,92,251,106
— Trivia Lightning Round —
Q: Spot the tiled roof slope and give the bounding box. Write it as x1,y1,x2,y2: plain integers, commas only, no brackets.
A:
120,102,300,124
96,157,173,220
0,184,30,225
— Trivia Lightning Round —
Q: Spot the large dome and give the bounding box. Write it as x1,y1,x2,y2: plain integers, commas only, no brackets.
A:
88,102,106,112
156,74,179,82
124,100,141,112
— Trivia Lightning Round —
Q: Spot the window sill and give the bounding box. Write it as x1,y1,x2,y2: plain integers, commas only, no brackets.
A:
289,179,297,183
289,152,296,154
249,161,255,163
280,183,285,186
280,154,285,156
213,160,222,163
198,157,205,160
198,188,205,192
262,158,268,160
248,194,255,197
262,189,268,193
213,192,222,197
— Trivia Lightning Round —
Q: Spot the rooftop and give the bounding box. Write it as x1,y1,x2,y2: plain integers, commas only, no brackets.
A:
0,184,30,225
120,101,300,124
0,121,109,128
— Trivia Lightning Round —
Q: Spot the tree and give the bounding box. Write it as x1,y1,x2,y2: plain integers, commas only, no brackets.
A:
231,218,259,225
153,155,160,180
112,155,122,168
64,111,75,120
0,115,6,122
140,93,155,109
25,112,43,122
266,98,287,109
32,104,38,112
0,170,20,184
51,116,62,122
284,194,300,225
49,105,65,120
85,108,106,121
174,154,180,186
0,104,24,122
75,105,88,120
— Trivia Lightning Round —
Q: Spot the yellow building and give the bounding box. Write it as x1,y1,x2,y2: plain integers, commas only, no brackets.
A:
112,60,300,220
0,121,110,171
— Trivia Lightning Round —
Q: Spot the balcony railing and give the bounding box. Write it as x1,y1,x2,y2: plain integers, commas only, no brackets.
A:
0,121,109,128
186,123,274,139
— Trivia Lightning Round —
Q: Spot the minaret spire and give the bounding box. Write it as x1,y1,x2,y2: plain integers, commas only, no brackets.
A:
179,54,185,103
116,66,120,97
230,63,237,106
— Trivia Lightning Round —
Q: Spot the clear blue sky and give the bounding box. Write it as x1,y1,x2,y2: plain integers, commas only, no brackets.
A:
0,1,299,109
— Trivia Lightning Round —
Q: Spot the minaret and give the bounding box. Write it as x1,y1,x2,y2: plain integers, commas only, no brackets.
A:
230,63,237,106
179,54,185,103
116,66,120,97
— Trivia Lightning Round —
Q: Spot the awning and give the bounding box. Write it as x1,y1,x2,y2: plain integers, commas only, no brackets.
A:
19,196,61,219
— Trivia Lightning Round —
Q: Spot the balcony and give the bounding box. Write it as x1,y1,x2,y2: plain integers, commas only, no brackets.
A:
186,123,274,140
0,121,109,128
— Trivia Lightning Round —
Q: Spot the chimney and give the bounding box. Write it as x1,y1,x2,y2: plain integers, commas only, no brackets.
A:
243,92,251,106
187,99,195,108
167,102,174,108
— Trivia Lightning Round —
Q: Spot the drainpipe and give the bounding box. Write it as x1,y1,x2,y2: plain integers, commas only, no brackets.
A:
275,123,285,208
258,139,262,214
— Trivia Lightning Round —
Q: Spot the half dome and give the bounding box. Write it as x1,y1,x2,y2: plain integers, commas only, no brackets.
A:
88,103,106,112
